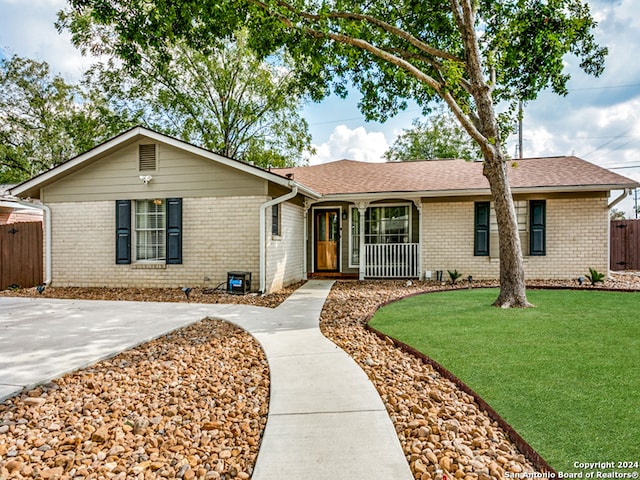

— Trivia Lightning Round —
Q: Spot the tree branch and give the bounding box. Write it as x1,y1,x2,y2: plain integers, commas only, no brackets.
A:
271,0,462,63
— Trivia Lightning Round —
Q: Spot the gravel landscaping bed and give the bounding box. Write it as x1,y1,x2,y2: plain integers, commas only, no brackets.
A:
2,274,638,479
0,320,269,479
0,282,304,308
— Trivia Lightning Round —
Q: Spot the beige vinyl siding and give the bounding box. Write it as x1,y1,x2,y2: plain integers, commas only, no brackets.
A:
42,141,267,203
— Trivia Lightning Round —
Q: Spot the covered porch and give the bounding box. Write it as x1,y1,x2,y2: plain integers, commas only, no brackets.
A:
304,197,423,280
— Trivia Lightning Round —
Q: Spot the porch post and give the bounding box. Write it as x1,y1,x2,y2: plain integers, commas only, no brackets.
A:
413,198,423,280
356,201,369,280
303,199,313,280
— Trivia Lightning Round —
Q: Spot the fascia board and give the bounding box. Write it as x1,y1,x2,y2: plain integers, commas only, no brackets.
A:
316,184,639,202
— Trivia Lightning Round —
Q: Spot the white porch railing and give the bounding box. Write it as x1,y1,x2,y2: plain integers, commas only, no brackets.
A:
364,243,419,278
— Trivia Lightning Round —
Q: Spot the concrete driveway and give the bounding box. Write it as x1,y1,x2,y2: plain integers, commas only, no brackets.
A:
0,283,414,479
0,297,266,401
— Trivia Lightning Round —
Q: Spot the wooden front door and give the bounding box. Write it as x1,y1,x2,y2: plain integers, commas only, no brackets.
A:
315,209,339,271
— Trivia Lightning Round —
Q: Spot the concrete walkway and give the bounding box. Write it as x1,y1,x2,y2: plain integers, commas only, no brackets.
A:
0,280,412,479
220,280,413,480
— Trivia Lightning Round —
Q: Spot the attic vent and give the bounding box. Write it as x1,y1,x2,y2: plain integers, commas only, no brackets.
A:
139,144,157,171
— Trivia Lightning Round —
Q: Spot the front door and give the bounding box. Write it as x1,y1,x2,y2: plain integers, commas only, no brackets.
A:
315,209,339,271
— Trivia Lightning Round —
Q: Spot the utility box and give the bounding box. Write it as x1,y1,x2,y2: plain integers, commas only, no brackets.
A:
227,271,252,295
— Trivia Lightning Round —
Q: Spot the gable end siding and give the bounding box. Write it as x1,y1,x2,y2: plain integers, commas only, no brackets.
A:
42,142,267,203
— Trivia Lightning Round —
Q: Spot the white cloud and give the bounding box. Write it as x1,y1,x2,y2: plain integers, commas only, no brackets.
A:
0,0,93,81
310,125,389,165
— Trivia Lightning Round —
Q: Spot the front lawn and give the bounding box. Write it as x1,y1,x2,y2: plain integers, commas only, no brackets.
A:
369,288,640,472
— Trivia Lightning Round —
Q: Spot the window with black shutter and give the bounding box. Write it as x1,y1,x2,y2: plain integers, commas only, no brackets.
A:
272,204,280,236
530,200,546,256
474,202,490,256
116,198,182,264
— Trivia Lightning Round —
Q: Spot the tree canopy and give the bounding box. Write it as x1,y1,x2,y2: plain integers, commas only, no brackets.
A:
73,29,314,168
59,0,607,307
384,108,481,162
0,55,137,183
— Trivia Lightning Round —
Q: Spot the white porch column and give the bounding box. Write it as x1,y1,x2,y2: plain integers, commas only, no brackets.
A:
356,201,369,280
303,198,313,280
412,198,423,280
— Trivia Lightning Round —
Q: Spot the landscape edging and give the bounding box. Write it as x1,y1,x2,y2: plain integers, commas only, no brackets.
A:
364,286,559,476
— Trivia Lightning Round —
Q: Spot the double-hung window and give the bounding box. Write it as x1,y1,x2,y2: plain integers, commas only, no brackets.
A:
474,200,546,256
115,198,182,264
135,199,166,262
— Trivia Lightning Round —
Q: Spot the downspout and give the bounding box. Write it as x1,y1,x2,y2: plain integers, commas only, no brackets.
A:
607,188,632,210
259,184,298,294
606,188,632,277
7,198,52,286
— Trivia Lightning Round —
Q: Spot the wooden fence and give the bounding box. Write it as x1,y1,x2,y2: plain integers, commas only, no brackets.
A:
610,219,640,271
0,222,43,290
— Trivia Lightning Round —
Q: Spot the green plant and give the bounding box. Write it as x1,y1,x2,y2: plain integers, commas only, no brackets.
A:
585,267,605,286
370,288,640,471
447,269,462,285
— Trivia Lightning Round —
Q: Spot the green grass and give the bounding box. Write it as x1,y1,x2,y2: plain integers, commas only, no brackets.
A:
369,288,640,472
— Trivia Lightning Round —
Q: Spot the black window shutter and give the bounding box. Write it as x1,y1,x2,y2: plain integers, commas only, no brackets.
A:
530,200,546,256
272,204,280,236
166,198,182,264
115,200,131,264
474,202,490,256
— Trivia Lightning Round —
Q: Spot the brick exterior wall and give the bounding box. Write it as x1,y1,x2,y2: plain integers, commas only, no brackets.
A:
49,197,267,288
46,193,611,289
422,195,609,280
265,202,304,292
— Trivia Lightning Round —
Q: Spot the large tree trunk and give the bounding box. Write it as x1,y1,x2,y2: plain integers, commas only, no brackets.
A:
483,151,532,308
446,0,532,308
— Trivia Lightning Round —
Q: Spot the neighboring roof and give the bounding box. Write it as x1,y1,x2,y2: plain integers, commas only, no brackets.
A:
0,184,16,196
10,126,320,200
275,157,639,198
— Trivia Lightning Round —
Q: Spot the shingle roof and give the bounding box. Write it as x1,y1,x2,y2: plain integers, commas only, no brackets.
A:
275,157,638,195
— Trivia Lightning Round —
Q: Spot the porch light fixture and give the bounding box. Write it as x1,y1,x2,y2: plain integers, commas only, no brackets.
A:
139,175,153,184
342,211,348,220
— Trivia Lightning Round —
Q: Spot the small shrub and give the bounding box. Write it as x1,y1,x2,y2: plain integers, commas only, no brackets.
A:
447,269,462,285
585,268,605,286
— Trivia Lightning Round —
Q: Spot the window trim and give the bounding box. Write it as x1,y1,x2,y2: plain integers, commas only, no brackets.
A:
133,199,167,263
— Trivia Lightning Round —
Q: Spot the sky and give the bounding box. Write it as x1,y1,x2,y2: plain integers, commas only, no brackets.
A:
1,0,639,216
